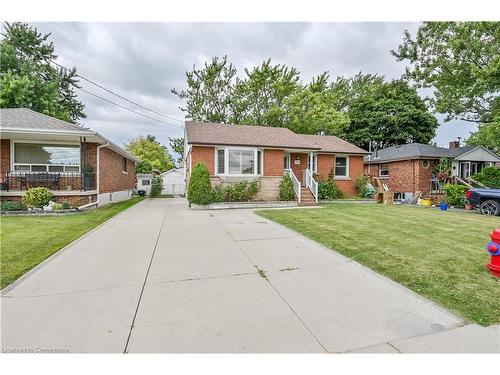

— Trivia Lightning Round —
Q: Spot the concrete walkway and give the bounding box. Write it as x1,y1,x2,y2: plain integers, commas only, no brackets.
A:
2,198,498,353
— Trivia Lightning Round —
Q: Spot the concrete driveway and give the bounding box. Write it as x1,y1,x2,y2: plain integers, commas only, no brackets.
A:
2,198,498,353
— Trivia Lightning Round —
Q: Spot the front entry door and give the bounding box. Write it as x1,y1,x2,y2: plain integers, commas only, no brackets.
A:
459,162,470,178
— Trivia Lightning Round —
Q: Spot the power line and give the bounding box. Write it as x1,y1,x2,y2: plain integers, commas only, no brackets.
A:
78,87,183,129
50,59,184,124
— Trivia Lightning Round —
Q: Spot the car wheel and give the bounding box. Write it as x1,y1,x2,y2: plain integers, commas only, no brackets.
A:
480,200,500,216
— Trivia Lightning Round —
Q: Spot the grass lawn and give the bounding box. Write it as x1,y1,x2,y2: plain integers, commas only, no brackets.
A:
258,204,500,326
1,197,143,289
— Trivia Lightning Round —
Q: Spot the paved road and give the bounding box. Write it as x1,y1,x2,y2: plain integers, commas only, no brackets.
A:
2,198,498,353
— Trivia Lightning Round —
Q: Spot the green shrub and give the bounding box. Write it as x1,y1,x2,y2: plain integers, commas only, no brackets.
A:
226,181,259,202
443,184,468,206
22,187,53,208
278,174,296,201
150,176,163,197
52,203,63,210
354,175,372,197
471,166,500,188
211,181,259,202
61,202,71,209
211,184,226,202
318,180,344,200
188,163,213,205
1,201,24,211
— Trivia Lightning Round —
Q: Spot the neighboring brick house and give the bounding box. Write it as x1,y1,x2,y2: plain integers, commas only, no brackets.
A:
364,142,500,200
184,121,368,204
0,108,138,207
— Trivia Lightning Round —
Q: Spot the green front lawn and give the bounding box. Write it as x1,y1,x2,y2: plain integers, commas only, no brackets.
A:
258,204,500,326
1,197,143,289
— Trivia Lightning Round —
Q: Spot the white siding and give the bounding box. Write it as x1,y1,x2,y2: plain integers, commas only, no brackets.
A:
161,169,186,195
454,147,500,162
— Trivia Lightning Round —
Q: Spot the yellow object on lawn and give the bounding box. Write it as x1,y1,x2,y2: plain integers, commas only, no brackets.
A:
421,198,433,206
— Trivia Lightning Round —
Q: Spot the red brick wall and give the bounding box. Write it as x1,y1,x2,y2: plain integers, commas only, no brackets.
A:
191,146,215,175
264,149,284,176
317,154,334,180
365,159,434,194
82,142,98,172
415,159,436,194
1,139,10,176
99,148,136,193
290,153,308,182
334,155,364,197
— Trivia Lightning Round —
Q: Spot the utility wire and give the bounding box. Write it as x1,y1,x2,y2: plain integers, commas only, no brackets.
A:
78,87,183,128
50,59,184,125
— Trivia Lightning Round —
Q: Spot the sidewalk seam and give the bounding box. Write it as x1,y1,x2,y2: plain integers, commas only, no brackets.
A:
123,202,169,353
210,213,328,353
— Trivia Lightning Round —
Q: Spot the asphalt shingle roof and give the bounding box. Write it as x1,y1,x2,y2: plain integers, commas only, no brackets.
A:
0,108,90,132
186,121,367,153
297,134,368,154
365,143,476,163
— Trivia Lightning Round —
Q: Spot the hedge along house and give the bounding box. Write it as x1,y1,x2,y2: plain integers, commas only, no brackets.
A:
184,121,368,204
364,141,500,200
0,108,139,207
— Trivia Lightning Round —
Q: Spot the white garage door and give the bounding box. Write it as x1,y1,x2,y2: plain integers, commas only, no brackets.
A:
162,173,186,195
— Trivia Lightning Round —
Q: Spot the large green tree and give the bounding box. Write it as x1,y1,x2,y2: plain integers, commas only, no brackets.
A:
173,57,438,150
125,135,175,173
466,117,500,154
171,56,237,123
283,73,349,135
0,22,85,123
392,22,500,123
236,59,301,127
341,80,439,150
169,137,184,163
330,73,385,112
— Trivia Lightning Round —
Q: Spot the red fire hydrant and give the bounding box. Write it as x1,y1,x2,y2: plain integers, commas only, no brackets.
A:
486,228,500,277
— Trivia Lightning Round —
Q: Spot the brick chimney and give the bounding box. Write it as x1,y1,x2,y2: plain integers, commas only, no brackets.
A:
449,140,460,149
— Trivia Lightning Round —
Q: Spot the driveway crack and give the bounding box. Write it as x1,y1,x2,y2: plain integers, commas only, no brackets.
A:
210,213,328,353
123,203,169,353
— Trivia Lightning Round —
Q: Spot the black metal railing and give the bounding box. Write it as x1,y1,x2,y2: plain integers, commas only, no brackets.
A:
0,172,96,192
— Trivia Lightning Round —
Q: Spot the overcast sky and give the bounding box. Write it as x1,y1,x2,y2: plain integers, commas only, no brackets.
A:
33,22,478,156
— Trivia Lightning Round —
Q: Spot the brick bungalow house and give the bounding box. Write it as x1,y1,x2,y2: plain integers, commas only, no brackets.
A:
364,141,500,200
184,121,368,204
0,108,139,207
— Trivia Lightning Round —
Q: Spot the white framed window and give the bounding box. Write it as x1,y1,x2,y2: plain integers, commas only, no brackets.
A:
215,147,262,176
379,163,389,177
12,142,81,173
335,155,349,177
141,180,151,186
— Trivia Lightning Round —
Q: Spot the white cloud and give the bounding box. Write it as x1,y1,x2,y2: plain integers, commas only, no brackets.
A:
31,22,476,152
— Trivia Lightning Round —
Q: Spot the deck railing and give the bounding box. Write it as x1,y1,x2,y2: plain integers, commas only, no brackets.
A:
286,169,301,203
0,172,96,192
305,168,318,202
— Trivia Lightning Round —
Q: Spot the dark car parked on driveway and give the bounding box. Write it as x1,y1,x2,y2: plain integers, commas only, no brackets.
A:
467,188,500,216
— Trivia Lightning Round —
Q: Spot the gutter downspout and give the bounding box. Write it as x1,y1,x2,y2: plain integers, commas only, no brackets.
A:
96,142,109,206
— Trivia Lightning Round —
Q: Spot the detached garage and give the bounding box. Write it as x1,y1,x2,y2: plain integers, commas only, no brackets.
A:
161,168,186,196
